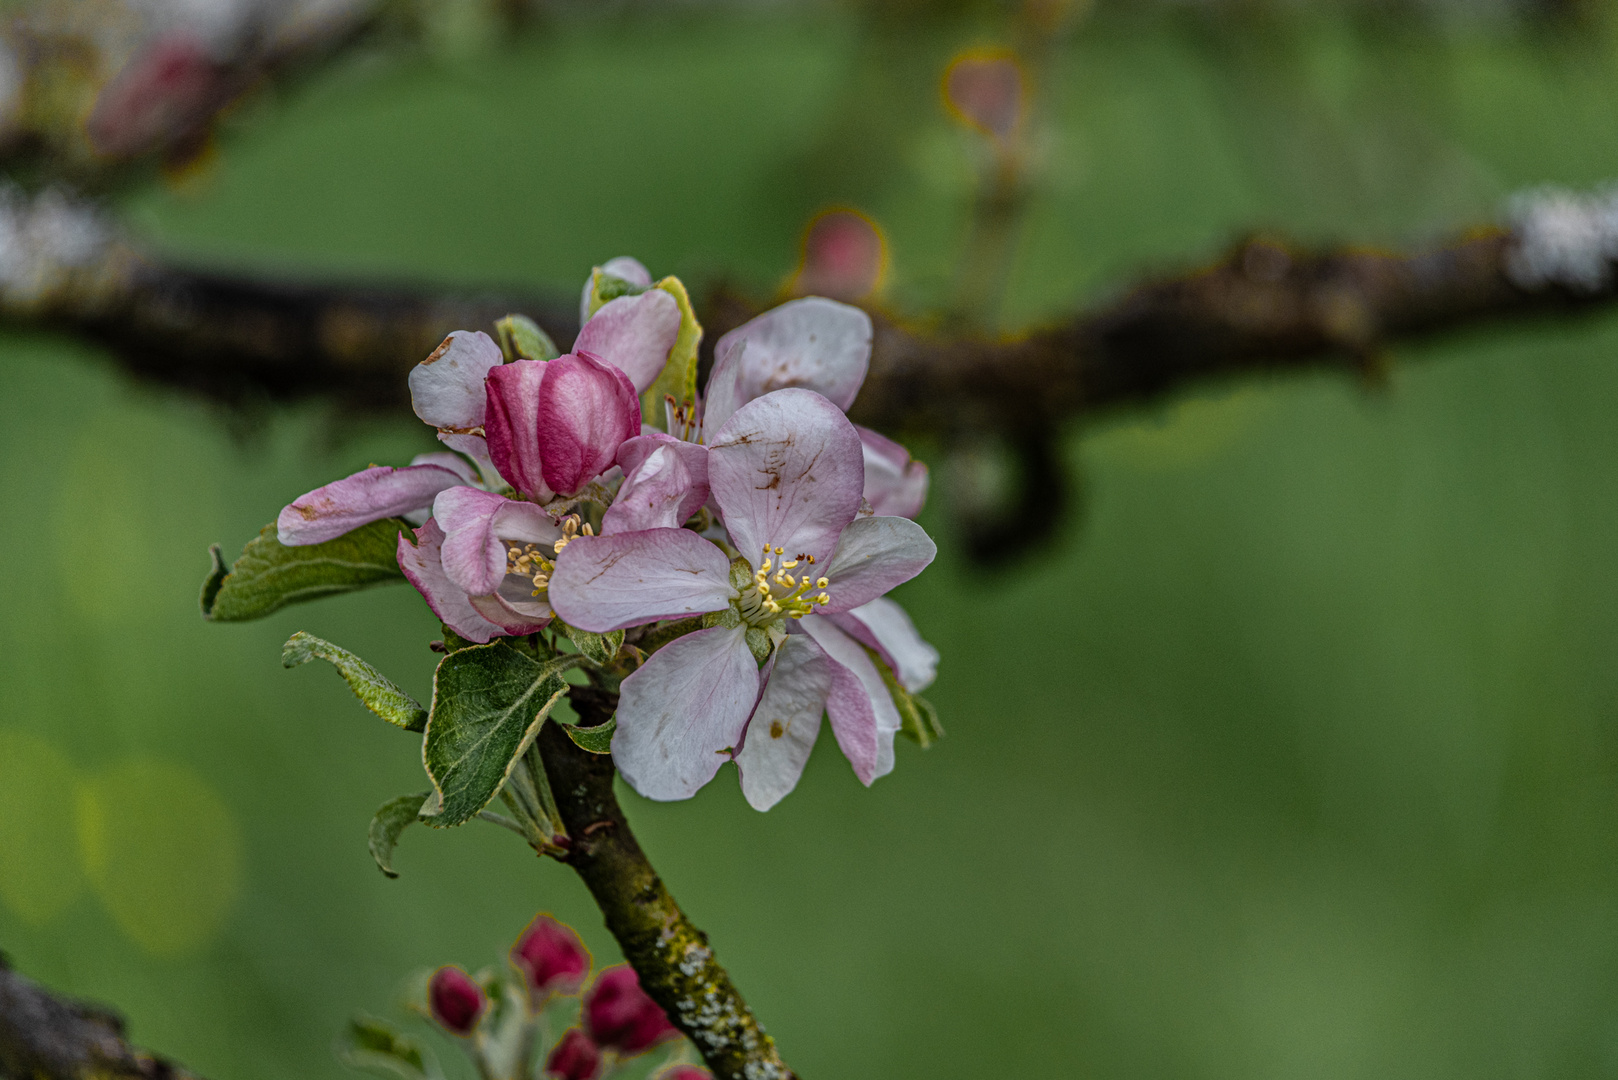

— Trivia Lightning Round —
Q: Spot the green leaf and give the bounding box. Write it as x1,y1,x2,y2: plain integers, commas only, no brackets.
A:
337,1015,437,1080
561,716,616,754
202,518,406,622
640,276,703,425
562,624,623,666
422,643,579,827
494,313,559,362
367,793,428,878
283,632,428,732
870,650,945,749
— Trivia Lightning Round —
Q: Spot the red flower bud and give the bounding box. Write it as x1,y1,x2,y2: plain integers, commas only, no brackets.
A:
544,1028,603,1080
583,966,679,1056
513,914,591,1000
428,966,486,1036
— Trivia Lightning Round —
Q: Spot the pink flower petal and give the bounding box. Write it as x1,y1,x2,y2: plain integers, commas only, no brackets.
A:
277,464,467,546
602,435,710,535
398,520,507,644
484,360,554,502
537,352,641,497
575,291,681,394
707,388,865,568
435,431,505,490
821,516,937,613
857,425,929,519
434,488,560,598
735,634,831,811
579,256,654,327
409,331,504,430
408,451,479,485
704,298,872,435
825,597,938,692
800,615,900,785
613,625,759,801
469,591,551,635
547,528,735,632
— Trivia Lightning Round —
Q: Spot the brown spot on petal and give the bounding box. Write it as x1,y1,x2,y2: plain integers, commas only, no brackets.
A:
769,720,784,738
423,336,455,364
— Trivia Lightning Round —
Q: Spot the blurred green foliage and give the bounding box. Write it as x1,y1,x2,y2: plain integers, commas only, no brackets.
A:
3,5,1618,1079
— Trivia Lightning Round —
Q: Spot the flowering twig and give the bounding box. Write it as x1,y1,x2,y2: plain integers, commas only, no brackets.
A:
0,954,207,1080
537,700,797,1080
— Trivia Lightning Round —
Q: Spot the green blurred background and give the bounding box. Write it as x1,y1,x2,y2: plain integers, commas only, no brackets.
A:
4,4,1618,1077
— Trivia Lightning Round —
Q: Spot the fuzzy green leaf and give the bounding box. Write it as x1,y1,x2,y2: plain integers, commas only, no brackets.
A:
283,632,427,732
562,717,616,755
563,624,624,666
422,643,578,827
337,1015,437,1080
202,518,406,622
494,313,559,362
367,793,429,878
640,276,703,424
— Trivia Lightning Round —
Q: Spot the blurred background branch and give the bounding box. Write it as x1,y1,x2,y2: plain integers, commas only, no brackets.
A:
0,953,206,1080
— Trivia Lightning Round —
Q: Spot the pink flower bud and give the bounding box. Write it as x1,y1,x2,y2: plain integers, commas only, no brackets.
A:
583,966,679,1056
428,966,486,1036
512,914,591,999
544,1028,603,1080
942,50,1026,141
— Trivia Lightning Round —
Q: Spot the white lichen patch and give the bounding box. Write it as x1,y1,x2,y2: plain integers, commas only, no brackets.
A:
1506,185,1618,293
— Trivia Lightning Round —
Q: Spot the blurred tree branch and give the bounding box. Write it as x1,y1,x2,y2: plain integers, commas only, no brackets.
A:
0,953,207,1080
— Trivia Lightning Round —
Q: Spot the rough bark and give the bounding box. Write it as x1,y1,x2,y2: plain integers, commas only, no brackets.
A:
538,701,796,1080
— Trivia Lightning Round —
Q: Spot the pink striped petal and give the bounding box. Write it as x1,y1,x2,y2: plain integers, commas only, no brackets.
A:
613,625,759,801
704,298,872,435
799,616,900,785
536,352,641,497
707,389,865,568
398,520,506,644
735,634,831,811
575,291,681,394
484,360,554,502
409,331,503,430
547,528,734,632
277,464,466,546
821,516,936,613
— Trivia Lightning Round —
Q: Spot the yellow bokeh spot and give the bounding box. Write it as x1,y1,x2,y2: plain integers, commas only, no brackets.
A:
0,730,84,925
77,758,243,957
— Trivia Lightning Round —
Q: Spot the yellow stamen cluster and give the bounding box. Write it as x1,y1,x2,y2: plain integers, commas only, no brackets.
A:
551,514,594,555
506,543,554,597
748,543,830,621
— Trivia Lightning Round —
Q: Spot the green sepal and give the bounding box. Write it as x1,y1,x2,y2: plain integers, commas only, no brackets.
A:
703,606,742,631
561,624,624,666
283,632,428,732
637,616,703,655
561,716,616,754
585,267,648,318
494,313,559,362
337,1014,439,1080
745,626,773,663
202,518,406,622
640,276,703,427
870,650,944,748
439,624,477,654
421,643,580,828
367,793,429,878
